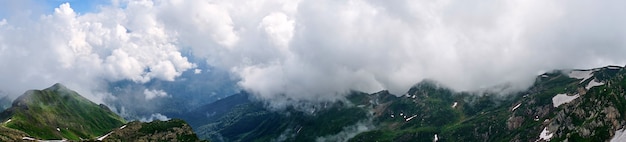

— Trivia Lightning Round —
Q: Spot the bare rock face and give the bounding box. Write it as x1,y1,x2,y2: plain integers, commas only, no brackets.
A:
507,116,524,130
604,106,620,128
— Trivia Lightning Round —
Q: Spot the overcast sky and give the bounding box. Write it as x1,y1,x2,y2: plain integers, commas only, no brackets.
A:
0,0,625,108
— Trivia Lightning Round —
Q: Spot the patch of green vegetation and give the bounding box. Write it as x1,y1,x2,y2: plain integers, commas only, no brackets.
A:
139,119,185,134
104,119,206,142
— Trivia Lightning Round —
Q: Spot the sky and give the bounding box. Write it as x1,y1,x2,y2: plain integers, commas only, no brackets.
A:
0,0,625,109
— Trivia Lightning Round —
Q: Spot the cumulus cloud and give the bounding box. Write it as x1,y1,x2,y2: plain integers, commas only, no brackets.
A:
1,0,626,109
216,0,626,108
143,89,168,100
0,2,194,103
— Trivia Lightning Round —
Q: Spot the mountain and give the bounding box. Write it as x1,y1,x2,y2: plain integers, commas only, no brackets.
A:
0,83,126,140
187,65,626,142
100,119,206,142
0,83,205,141
184,92,252,127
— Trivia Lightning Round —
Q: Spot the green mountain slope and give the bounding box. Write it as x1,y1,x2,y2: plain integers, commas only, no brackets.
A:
0,83,126,140
0,83,207,141
186,91,371,142
189,65,626,142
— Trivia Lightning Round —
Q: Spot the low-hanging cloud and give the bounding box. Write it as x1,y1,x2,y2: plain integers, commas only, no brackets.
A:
1,0,626,109
143,89,168,100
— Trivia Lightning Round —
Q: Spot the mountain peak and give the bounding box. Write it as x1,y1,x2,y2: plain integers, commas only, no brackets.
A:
0,84,126,140
44,83,69,91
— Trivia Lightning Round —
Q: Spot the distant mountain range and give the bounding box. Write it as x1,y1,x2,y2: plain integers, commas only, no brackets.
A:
0,83,205,141
0,65,625,142
183,65,626,142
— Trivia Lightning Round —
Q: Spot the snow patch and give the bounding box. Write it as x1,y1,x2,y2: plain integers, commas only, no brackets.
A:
567,70,593,83
434,134,439,141
405,115,417,122
22,137,36,141
451,102,458,108
120,125,127,129
607,66,621,70
611,128,626,142
552,93,579,107
585,79,604,90
511,103,522,112
539,127,553,141
541,75,549,78
4,119,11,123
57,127,61,131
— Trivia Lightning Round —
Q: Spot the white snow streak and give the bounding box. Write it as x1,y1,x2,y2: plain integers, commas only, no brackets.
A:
97,131,114,141
405,115,417,122
511,103,522,112
97,125,127,141
585,79,604,90
607,66,622,70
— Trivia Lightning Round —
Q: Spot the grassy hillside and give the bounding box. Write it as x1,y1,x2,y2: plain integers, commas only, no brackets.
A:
0,83,126,140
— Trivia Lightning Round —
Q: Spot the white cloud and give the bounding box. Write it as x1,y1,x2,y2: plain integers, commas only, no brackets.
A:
260,12,295,50
0,2,194,103
143,89,168,100
1,0,626,109
139,113,171,122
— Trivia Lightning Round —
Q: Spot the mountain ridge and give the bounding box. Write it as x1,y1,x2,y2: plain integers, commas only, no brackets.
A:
0,83,205,141
187,65,626,142
0,83,126,140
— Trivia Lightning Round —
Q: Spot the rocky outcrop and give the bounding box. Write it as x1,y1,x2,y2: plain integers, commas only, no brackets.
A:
103,119,205,142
